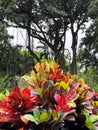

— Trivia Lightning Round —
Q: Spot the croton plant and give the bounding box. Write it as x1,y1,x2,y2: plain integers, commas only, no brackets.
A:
0,61,98,130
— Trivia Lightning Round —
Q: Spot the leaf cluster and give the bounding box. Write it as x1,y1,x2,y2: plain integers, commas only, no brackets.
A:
0,61,98,130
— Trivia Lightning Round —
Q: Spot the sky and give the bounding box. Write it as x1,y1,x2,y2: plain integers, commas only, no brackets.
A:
8,28,83,49
7,22,91,55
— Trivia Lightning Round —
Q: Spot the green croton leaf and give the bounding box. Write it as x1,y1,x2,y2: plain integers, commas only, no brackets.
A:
33,108,40,122
23,108,40,124
84,114,95,130
82,110,95,130
55,81,69,90
23,114,36,123
0,93,5,100
5,89,10,96
24,108,52,124
89,115,98,123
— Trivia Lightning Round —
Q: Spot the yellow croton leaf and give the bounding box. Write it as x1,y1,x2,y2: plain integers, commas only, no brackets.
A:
71,74,78,80
55,81,69,90
78,78,85,85
22,70,36,85
81,91,87,99
40,111,48,123
66,72,71,78
68,101,76,108
35,62,41,72
50,60,59,70
92,101,98,106
51,110,58,119
22,75,32,81
30,70,36,77
35,62,49,73
44,62,50,72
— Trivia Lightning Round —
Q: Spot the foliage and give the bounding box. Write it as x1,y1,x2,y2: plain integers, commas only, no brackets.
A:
0,22,13,42
0,61,98,130
0,73,13,93
78,0,98,74
0,42,38,76
78,22,98,73
88,0,98,20
79,69,98,91
0,0,93,73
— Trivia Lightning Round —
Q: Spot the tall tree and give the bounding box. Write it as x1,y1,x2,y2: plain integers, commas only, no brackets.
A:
62,0,92,73
78,0,98,72
78,23,98,70
0,0,92,73
0,0,68,70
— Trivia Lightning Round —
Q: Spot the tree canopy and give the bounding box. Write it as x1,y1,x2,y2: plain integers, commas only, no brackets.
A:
78,0,98,73
0,0,96,74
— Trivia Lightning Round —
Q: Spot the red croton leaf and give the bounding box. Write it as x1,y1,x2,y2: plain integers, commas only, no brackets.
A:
0,86,39,123
49,68,66,82
0,100,14,122
54,93,75,113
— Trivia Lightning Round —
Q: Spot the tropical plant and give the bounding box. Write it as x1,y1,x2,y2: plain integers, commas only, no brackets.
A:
0,61,98,130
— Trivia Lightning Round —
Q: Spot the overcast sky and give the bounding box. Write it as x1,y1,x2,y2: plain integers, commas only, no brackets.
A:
8,28,83,48
8,22,91,55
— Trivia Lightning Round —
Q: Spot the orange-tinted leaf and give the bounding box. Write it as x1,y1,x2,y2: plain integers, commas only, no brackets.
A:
20,115,28,125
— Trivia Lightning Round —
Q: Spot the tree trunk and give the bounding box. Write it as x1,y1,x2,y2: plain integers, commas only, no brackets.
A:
54,51,68,72
70,33,77,74
26,19,40,62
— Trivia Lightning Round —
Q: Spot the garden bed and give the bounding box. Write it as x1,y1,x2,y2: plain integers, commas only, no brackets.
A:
0,61,98,130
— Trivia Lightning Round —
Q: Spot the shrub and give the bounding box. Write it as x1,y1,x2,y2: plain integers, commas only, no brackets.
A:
0,61,98,130
0,74,13,92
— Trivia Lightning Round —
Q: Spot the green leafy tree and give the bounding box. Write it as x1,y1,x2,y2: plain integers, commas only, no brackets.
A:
77,0,98,89
78,23,98,71
63,0,92,73
0,0,93,73
78,0,98,73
